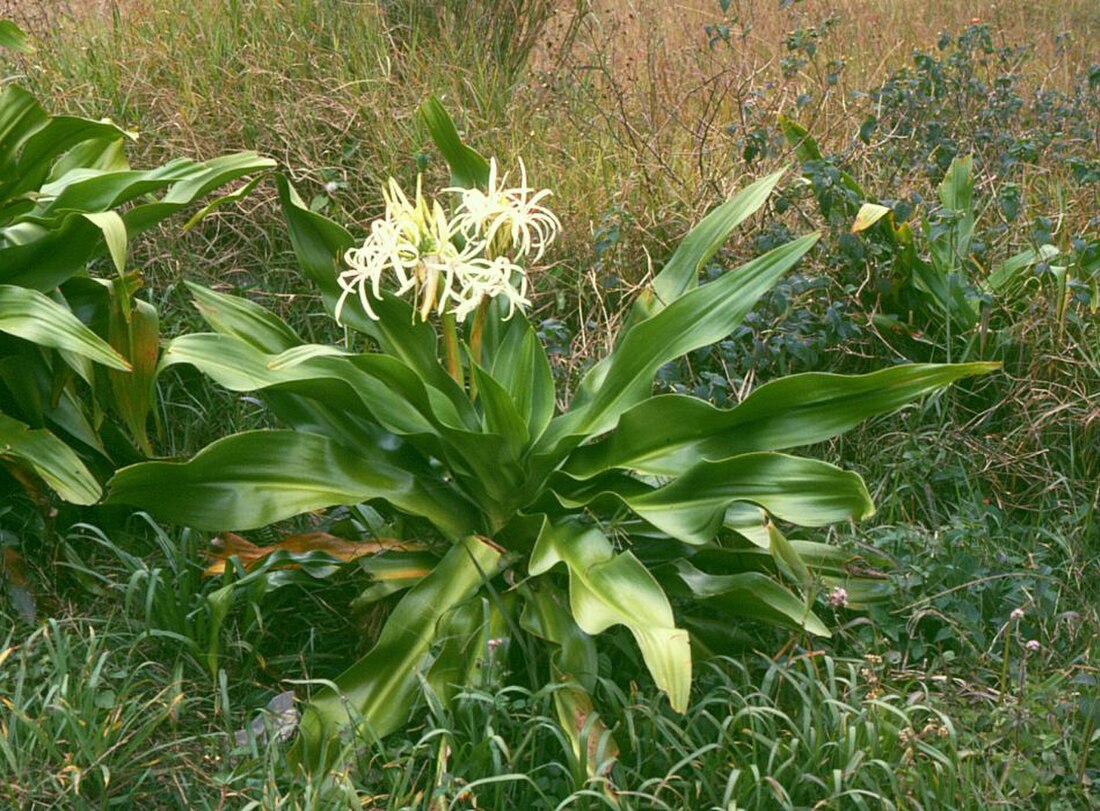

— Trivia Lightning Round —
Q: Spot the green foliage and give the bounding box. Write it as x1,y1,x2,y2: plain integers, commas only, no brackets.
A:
0,83,274,509
103,101,995,771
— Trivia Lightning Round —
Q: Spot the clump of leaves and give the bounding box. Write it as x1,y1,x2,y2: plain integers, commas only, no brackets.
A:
106,98,995,771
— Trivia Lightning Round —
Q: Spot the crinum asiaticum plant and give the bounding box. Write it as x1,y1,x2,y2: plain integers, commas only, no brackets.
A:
107,99,995,770
0,79,274,507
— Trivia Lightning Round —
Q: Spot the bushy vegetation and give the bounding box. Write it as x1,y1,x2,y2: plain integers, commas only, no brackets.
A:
1,1,1096,808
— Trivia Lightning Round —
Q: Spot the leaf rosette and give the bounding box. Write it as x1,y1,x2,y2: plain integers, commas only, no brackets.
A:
106,97,997,771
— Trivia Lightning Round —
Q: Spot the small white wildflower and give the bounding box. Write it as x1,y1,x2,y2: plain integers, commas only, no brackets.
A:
324,181,339,194
1010,607,1025,621
447,158,561,260
1025,639,1040,652
828,586,849,609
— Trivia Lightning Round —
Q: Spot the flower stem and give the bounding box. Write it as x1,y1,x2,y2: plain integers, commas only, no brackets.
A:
440,312,463,387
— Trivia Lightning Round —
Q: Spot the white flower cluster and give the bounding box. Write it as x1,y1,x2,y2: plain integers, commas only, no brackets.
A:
336,159,559,324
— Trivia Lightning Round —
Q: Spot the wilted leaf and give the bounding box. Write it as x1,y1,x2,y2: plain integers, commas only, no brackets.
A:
204,531,422,577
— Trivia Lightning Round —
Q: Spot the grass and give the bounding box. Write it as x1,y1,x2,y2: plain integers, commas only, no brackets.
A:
0,588,988,809
1,0,1098,807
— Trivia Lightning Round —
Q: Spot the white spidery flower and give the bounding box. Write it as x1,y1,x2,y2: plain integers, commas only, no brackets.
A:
336,174,537,323
445,255,530,323
447,158,561,261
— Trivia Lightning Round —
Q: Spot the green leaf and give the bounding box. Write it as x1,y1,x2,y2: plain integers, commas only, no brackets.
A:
767,521,811,589
292,535,501,770
778,115,865,212
529,518,691,712
986,244,1060,293
649,168,786,307
12,116,133,198
778,114,824,162
0,20,34,53
471,360,529,455
520,584,614,773
121,152,277,235
520,583,598,691
106,430,478,537
2,152,274,290
563,363,998,478
0,285,130,371
537,233,820,463
486,312,555,441
108,291,159,455
425,598,495,705
557,453,874,545
81,211,127,274
671,560,830,637
0,85,47,188
185,281,302,353
0,413,101,504
419,96,490,189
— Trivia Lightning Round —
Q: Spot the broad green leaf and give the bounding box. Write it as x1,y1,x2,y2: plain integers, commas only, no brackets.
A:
0,216,104,290
649,168,786,306
48,136,129,181
689,541,890,583
13,115,133,198
520,583,598,691
536,233,820,464
160,334,437,437
521,584,615,772
106,430,478,537
121,153,277,235
486,312,555,441
161,332,522,508
81,211,127,274
0,285,130,370
0,20,33,53
25,152,273,227
425,599,487,703
529,518,691,711
0,413,101,504
292,535,501,770
2,153,274,290
0,86,47,191
185,281,303,353
557,453,874,545
778,114,825,163
108,292,159,455
767,521,811,589
986,244,1060,293
420,96,491,189
563,362,998,478
724,502,769,546
471,360,529,455
0,349,106,456
671,560,830,636
275,174,354,291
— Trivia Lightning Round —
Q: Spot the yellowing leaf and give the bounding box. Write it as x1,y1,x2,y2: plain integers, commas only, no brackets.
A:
851,203,892,233
204,531,422,577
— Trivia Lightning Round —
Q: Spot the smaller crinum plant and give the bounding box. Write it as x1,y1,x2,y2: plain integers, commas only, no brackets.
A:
108,99,995,771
